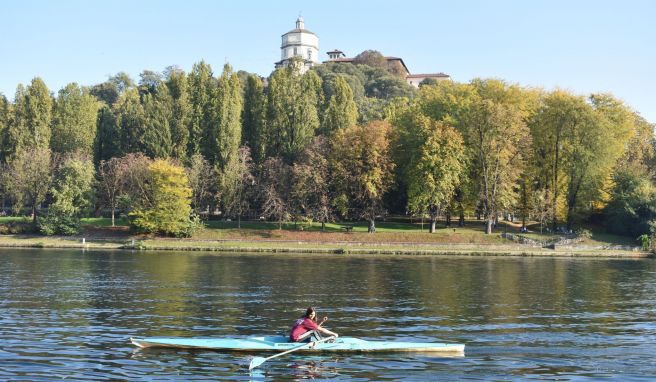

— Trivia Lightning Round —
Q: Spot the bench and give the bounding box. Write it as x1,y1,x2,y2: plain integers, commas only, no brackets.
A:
340,226,353,232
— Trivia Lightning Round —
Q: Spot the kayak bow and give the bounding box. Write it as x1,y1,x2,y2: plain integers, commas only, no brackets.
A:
130,335,465,353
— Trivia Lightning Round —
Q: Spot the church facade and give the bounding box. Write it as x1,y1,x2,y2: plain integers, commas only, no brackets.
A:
275,18,450,87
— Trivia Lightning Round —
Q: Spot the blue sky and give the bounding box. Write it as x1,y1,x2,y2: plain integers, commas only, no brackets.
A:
1,0,654,122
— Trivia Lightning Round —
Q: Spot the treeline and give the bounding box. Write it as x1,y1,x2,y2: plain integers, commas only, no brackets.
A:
0,52,654,237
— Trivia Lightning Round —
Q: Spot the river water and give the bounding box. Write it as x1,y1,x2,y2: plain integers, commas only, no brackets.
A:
0,249,655,381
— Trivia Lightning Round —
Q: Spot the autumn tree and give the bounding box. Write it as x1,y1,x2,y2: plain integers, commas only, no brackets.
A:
220,146,254,228
258,157,292,229
291,137,333,230
97,157,126,227
395,114,467,232
186,153,215,216
330,121,395,232
130,159,197,237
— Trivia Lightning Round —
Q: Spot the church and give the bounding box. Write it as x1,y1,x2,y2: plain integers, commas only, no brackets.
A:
274,17,450,87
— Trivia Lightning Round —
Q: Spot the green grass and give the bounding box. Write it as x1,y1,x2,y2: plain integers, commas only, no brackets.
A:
81,217,129,227
0,216,28,223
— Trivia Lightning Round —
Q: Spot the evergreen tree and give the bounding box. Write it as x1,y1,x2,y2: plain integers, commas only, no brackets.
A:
51,83,101,155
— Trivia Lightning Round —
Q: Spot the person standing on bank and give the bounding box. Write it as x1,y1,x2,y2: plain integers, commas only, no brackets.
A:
290,307,338,343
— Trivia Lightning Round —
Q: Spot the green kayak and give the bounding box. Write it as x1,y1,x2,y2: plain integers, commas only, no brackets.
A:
130,335,465,353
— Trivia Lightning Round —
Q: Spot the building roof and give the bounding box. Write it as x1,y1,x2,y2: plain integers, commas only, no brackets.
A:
406,73,450,78
324,56,409,75
281,28,316,37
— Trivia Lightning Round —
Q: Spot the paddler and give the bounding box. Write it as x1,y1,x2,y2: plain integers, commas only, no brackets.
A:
290,307,338,343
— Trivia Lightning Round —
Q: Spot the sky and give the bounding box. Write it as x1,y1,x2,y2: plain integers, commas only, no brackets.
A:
1,0,654,122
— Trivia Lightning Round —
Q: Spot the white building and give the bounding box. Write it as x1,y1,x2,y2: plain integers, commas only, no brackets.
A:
274,17,320,74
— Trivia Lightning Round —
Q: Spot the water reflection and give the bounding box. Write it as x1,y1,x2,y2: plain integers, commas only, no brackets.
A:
0,249,655,380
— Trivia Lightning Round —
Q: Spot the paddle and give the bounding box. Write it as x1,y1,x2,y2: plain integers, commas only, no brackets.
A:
248,335,336,370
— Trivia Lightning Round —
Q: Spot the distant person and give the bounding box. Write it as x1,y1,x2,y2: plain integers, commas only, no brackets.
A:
290,307,338,343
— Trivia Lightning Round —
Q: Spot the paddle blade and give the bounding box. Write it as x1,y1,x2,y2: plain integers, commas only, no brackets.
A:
249,356,267,370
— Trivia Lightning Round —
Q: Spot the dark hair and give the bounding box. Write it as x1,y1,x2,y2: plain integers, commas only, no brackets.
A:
304,307,316,321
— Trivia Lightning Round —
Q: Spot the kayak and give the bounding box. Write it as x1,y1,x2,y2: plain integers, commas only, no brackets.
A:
130,335,465,353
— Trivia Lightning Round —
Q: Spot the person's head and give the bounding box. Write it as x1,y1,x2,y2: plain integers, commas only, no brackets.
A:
304,307,317,321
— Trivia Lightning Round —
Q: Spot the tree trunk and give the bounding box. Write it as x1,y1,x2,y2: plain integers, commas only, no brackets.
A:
445,211,451,227
429,217,436,233
237,214,241,229
321,221,325,232
459,209,465,227
368,219,376,233
486,218,494,234
32,204,37,223
111,207,115,227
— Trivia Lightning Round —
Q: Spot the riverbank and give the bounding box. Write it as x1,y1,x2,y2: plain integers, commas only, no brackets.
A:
0,218,652,258
0,234,651,258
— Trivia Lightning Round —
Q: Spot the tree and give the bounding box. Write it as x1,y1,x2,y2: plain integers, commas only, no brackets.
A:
114,88,146,155
39,154,95,235
141,84,173,158
118,153,152,215
531,91,634,230
241,74,266,164
130,159,196,237
97,157,126,227
320,75,358,135
266,67,321,163
186,153,215,216
291,137,333,230
213,64,243,171
397,116,467,233
5,147,52,222
330,121,395,233
165,67,191,162
0,94,10,163
188,60,215,159
10,78,53,152
51,83,101,155
466,99,531,234
353,50,387,70
93,105,120,164
220,146,254,228
258,157,292,229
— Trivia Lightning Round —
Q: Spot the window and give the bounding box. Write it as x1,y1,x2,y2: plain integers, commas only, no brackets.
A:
294,47,298,55
308,49,312,60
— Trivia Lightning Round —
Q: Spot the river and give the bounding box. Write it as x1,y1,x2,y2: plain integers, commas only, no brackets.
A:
1,249,655,381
